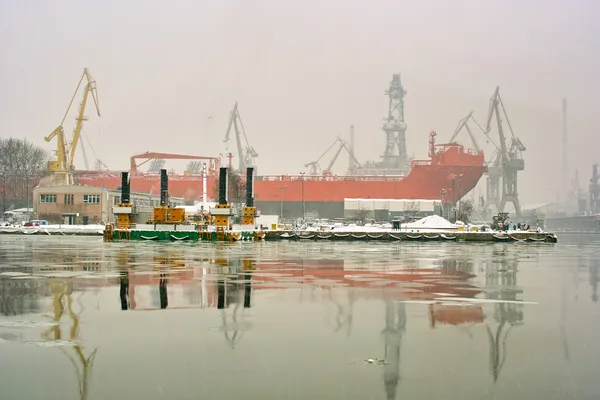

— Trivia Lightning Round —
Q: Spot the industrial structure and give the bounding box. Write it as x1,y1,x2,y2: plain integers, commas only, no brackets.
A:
304,133,359,176
451,86,526,218
44,68,101,185
105,166,266,242
74,74,485,220
590,164,600,214
355,74,410,175
343,198,442,220
483,87,526,218
224,102,258,172
33,183,184,225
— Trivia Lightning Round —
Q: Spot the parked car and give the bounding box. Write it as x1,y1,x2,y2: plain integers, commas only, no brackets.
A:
23,220,48,227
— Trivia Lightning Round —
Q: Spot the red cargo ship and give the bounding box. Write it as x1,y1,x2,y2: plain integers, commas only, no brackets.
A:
74,132,486,218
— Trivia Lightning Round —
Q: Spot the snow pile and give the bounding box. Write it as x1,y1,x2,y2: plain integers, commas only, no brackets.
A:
403,215,457,231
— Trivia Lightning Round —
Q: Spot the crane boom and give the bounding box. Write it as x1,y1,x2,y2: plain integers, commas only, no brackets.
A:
449,111,484,153
44,67,100,185
305,136,360,176
224,102,258,171
482,86,525,217
69,68,100,172
325,141,346,173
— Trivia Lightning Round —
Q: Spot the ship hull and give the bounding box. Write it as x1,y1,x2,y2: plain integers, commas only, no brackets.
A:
73,140,486,217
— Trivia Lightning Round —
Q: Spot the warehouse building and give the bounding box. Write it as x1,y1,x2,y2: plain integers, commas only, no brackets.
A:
33,185,185,225
344,198,442,221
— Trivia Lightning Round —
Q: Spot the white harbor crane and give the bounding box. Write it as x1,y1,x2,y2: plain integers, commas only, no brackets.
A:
449,111,486,153
224,102,258,172
483,87,526,218
305,136,360,176
450,87,525,218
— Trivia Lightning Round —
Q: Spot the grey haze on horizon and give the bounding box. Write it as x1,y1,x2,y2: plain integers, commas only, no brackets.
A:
1,0,598,207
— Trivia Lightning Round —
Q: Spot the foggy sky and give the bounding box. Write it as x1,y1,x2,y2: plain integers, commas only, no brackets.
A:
1,0,599,206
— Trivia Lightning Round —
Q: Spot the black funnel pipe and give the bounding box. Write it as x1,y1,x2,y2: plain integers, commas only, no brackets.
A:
245,167,254,207
160,169,168,206
219,167,228,205
120,172,130,204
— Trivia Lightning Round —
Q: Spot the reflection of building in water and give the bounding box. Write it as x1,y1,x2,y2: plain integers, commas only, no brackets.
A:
0,278,42,316
485,247,524,383
43,280,97,400
381,298,406,400
217,258,254,349
26,242,105,273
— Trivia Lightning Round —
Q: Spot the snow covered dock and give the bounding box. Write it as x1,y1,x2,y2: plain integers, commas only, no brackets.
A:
268,215,558,243
0,224,104,236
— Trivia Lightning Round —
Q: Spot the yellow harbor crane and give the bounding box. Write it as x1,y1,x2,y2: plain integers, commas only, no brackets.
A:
44,67,101,185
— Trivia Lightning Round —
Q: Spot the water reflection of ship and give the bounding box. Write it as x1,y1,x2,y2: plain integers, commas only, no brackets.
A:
252,258,484,400
117,248,191,311
44,280,97,400
485,247,524,383
115,249,255,348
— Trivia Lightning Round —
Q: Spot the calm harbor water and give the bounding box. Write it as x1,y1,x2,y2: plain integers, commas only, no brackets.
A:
0,235,599,400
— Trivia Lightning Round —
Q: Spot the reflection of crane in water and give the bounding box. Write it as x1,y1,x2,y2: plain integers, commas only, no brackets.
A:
43,280,97,400
330,289,357,338
485,247,523,383
381,297,406,400
590,258,598,303
216,257,254,349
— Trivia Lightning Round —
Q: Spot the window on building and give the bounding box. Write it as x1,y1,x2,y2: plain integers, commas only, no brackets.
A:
83,194,100,204
113,196,121,205
64,194,74,205
40,194,57,203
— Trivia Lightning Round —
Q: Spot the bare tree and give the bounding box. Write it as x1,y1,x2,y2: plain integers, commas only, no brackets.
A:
0,138,50,213
354,209,369,224
405,200,420,216
212,168,246,207
457,199,475,223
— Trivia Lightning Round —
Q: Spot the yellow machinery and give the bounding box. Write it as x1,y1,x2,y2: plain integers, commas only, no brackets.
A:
151,206,186,224
213,203,232,228
45,67,101,185
116,211,134,229
242,206,256,226
146,169,187,225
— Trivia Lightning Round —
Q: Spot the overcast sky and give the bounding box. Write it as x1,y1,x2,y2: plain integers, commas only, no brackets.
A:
1,0,598,206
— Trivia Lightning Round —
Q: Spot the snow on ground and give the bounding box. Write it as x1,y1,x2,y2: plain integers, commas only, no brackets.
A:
403,215,457,230
302,215,460,233
0,224,104,235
